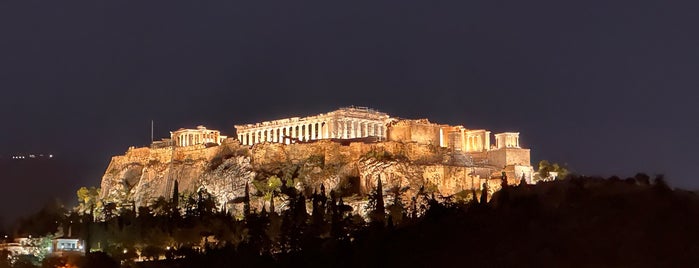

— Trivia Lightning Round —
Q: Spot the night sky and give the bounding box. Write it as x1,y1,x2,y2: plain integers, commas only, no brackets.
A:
1,0,697,224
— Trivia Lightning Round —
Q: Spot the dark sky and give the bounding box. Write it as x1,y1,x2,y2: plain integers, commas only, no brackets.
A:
1,0,697,223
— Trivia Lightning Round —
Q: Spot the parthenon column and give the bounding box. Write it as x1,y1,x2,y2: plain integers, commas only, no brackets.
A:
357,121,362,138
310,123,316,140
335,120,341,138
299,125,303,141
337,120,342,138
349,120,355,138
340,121,346,139
299,125,304,140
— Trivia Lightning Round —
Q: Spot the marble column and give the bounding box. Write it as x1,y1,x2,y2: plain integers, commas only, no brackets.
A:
310,123,316,140
340,120,347,139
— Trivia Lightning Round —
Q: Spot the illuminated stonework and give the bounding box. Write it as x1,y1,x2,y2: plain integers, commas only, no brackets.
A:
387,119,492,152
151,125,227,148
235,107,525,156
235,106,391,145
171,125,227,147
494,132,520,149
102,107,536,213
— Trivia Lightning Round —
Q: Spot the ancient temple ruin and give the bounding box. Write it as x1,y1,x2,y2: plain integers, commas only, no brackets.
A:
234,106,391,145
151,125,227,148
232,107,532,179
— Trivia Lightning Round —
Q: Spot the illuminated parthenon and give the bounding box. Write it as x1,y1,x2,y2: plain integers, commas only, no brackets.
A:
235,106,391,145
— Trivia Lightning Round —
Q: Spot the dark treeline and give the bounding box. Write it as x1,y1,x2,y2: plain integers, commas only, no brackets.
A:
9,174,699,267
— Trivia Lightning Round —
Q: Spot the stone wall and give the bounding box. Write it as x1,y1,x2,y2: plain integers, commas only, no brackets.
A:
387,119,442,146
483,148,531,169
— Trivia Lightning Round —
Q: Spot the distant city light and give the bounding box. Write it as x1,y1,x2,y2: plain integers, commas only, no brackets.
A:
8,153,54,160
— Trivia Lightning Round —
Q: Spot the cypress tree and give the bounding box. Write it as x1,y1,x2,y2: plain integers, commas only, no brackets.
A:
244,182,251,217
480,182,489,204
172,180,179,206
411,197,418,219
519,173,527,186
170,180,180,218
376,176,385,216
269,191,275,214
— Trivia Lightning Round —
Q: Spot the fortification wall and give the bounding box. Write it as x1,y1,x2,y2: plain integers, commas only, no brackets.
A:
387,120,441,146
485,148,531,169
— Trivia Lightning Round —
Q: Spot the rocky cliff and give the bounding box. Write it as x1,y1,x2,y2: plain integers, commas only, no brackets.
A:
99,139,521,213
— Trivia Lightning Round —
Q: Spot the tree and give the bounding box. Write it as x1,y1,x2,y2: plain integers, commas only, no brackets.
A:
387,185,408,226
172,180,179,207
537,160,569,181
480,182,489,204
367,176,386,224
77,186,100,214
253,176,283,202
244,182,251,217
376,176,384,216
634,173,651,185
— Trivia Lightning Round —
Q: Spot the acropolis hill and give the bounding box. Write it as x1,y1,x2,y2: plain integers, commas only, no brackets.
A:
99,106,532,213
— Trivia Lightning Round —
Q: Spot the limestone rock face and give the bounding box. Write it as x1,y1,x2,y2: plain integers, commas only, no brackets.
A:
199,155,256,209
99,139,524,210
